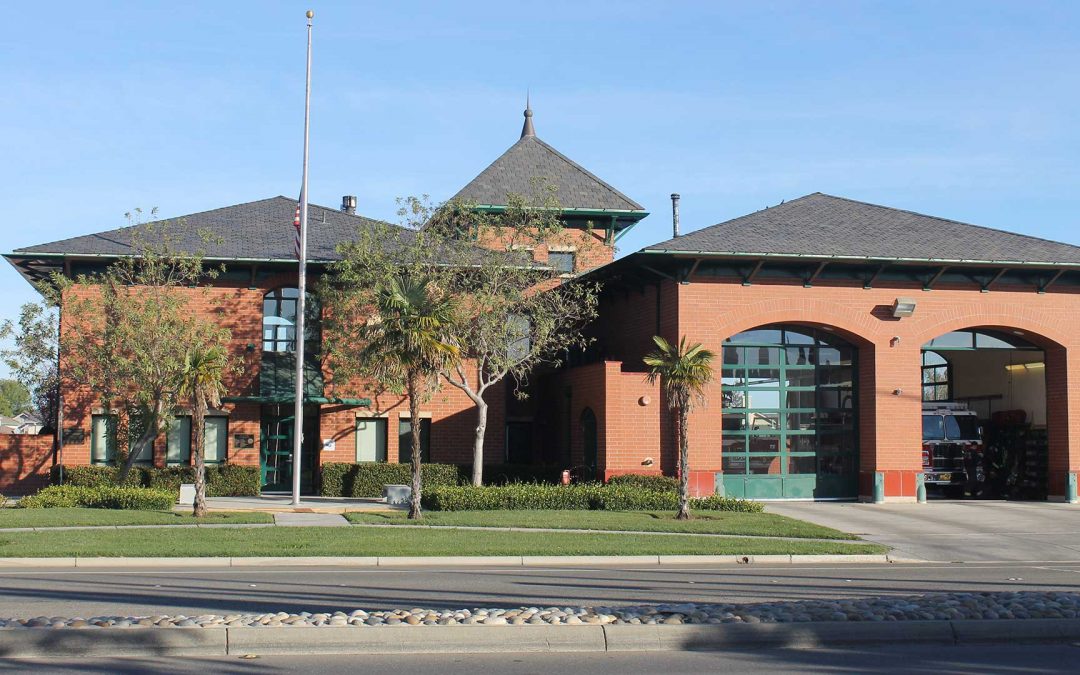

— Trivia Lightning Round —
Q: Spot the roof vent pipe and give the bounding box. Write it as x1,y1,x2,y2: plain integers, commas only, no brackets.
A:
341,195,357,215
671,193,680,238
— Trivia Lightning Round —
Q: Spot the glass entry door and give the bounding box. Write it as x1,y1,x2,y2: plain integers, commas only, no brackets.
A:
260,405,320,493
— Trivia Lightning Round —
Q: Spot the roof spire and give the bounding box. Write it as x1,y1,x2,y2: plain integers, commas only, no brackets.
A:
520,92,535,139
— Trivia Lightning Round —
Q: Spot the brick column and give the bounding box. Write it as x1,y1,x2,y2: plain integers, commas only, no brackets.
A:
859,340,922,500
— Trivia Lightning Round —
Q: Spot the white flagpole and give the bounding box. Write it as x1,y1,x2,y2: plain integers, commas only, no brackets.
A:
292,9,314,507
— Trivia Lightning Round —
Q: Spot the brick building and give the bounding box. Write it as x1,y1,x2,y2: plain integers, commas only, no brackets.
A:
6,107,1080,501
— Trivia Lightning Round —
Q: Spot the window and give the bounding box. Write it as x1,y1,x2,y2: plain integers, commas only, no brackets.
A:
166,417,192,465
921,351,950,402
204,417,228,464
398,418,431,463
548,251,575,274
262,288,319,353
507,313,531,362
356,418,388,462
91,414,116,465
128,413,153,465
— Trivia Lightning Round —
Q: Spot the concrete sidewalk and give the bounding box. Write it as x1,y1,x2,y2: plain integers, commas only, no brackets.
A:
198,495,403,514
765,500,1080,562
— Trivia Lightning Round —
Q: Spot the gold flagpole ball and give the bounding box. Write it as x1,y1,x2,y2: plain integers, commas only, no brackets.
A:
306,10,314,19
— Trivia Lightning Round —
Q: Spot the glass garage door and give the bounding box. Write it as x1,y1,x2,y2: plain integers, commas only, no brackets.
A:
720,325,858,499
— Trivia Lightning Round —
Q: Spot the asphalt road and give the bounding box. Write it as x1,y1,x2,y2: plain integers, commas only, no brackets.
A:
2,561,1079,618
3,644,1077,674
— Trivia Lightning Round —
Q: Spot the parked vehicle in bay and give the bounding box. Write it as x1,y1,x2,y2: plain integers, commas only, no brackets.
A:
922,402,985,497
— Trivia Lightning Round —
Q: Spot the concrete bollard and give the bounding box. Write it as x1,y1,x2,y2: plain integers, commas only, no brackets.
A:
873,472,885,504
916,473,926,504
1068,473,1078,504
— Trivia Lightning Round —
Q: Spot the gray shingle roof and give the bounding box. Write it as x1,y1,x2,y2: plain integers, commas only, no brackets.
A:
645,193,1080,265
12,197,391,262
452,136,645,212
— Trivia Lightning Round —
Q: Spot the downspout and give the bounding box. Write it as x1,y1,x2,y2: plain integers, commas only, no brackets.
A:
55,300,63,486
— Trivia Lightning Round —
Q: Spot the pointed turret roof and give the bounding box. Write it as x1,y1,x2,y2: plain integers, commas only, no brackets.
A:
452,104,644,212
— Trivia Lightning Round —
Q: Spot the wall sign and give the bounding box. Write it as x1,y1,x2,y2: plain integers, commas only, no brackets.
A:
233,434,255,449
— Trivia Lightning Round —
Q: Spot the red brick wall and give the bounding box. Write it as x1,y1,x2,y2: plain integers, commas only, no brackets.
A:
673,277,1080,499
476,226,614,273
0,435,54,495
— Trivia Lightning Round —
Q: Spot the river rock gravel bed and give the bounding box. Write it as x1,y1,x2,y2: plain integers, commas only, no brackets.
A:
4,592,1079,629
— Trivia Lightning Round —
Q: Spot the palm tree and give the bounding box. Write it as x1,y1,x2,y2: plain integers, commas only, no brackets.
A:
361,273,459,519
179,344,229,518
643,335,715,520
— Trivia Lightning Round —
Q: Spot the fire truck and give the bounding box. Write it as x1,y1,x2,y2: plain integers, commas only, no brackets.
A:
922,402,985,497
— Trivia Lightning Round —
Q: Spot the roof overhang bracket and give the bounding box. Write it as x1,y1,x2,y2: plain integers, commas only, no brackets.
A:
863,264,887,290
981,267,1009,293
604,215,617,246
1038,269,1066,294
248,264,259,290
803,261,827,288
742,260,765,286
680,258,702,285
923,266,949,291
640,265,677,282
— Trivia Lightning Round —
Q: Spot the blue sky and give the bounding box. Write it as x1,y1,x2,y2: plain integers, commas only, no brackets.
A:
2,0,1078,328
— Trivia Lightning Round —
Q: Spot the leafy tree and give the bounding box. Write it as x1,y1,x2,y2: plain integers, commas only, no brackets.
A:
0,379,32,418
0,302,60,428
59,213,230,483
643,336,715,520
433,191,601,486
325,202,461,519
179,344,230,517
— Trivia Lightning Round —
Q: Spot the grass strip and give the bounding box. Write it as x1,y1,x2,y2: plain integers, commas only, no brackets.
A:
0,526,885,557
0,508,273,529
345,510,857,541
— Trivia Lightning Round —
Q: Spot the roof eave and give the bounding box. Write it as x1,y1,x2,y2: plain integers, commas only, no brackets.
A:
637,248,1080,268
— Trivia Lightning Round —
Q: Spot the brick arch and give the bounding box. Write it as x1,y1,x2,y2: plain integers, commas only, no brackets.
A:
714,299,880,348
915,315,1071,497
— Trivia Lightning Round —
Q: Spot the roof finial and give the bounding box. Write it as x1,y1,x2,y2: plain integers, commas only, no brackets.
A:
520,91,535,139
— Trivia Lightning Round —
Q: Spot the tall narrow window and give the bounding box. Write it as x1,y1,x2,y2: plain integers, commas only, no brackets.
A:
356,418,388,462
921,351,951,402
204,417,228,464
166,417,192,465
398,418,431,463
507,313,531,362
91,414,116,465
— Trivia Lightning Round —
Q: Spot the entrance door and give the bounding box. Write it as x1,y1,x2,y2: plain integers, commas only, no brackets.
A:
581,408,598,476
260,405,320,493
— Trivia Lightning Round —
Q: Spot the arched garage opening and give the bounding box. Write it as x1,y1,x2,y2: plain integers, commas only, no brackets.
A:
720,324,859,499
921,328,1048,499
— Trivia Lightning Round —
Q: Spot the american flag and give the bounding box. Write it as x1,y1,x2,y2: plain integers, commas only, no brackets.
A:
292,193,302,260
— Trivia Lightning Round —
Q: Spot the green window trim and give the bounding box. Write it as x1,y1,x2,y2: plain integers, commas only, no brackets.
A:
356,417,389,463
204,417,228,465
91,414,117,465
166,417,192,465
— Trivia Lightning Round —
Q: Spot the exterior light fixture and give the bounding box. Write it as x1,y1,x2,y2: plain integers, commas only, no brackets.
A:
641,457,655,466
892,298,917,318
1005,362,1045,372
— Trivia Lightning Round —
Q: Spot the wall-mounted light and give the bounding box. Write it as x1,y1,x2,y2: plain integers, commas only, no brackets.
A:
892,298,917,318
892,388,903,396
641,457,655,467
890,336,901,348
1005,362,1045,372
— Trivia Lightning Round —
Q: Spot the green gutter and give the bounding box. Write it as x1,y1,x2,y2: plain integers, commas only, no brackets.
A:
638,249,1080,268
473,204,649,222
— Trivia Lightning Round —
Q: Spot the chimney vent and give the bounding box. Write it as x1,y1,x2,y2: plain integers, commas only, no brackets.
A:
341,195,357,215
671,193,681,238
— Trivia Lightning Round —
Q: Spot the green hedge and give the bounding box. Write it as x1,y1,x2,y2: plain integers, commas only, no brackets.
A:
606,473,680,492
19,485,175,510
466,464,566,485
51,465,261,497
421,483,763,513
320,463,461,498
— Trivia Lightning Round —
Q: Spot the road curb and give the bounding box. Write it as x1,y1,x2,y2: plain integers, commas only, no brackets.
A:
2,619,1080,658
0,554,911,569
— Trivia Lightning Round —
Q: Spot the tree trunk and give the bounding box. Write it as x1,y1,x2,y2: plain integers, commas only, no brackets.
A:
407,371,423,520
192,393,208,518
471,398,488,487
116,406,159,484
676,406,691,520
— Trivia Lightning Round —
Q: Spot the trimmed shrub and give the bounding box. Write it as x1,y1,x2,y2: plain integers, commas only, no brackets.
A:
50,465,261,497
606,473,679,492
421,483,762,513
320,463,461,498
463,464,566,485
19,485,175,510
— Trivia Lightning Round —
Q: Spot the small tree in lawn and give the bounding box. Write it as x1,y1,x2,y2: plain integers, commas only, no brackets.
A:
179,344,230,517
59,213,229,484
643,336,715,520
324,202,461,519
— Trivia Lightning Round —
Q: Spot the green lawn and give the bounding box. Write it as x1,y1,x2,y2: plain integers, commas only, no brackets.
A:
0,508,273,529
0,526,886,558
345,510,857,540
